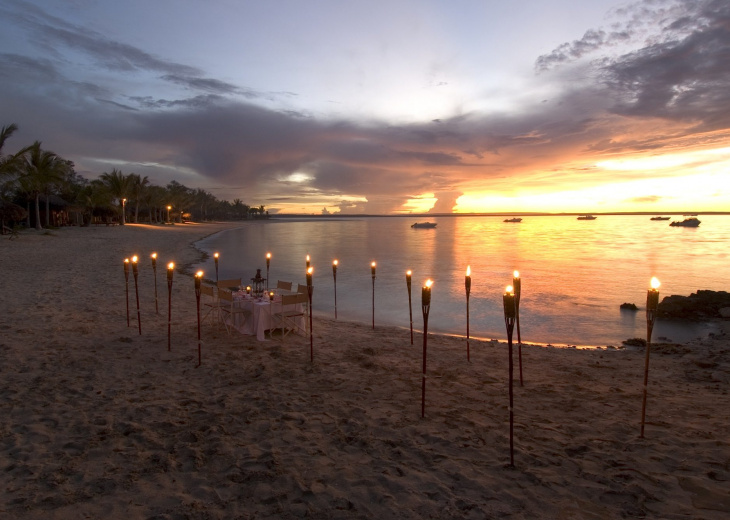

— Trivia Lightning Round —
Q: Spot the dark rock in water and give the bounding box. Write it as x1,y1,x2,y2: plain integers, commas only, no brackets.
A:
620,302,638,311
657,290,730,321
623,338,646,347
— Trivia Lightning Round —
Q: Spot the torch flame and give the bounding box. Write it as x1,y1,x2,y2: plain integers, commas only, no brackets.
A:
168,262,174,270
151,253,157,259
306,254,310,261
266,252,271,259
131,255,138,263
195,271,203,278
513,270,520,278
406,269,412,276
425,279,433,288
214,252,219,259
124,258,129,263
371,261,376,267
466,265,471,277
651,277,660,290
307,267,313,274
505,285,514,294
333,259,338,266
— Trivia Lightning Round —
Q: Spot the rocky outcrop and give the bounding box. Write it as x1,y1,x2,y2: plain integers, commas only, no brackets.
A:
657,290,730,321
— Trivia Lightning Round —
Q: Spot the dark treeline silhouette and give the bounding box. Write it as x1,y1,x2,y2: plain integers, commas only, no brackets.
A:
0,123,266,232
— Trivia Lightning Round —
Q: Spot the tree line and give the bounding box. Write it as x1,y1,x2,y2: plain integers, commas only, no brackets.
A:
0,123,266,231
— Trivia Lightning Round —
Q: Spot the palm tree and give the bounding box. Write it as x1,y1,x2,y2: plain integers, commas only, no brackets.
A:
99,168,132,224
0,123,19,178
16,141,67,230
129,173,149,223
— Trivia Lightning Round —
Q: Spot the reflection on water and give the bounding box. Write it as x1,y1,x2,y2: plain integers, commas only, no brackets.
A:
195,215,729,346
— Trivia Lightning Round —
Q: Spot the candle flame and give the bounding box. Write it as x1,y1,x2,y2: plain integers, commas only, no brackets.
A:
651,277,660,290
131,255,138,263
513,270,520,278
195,271,203,278
505,285,514,294
425,279,433,288
168,262,174,270
466,265,471,277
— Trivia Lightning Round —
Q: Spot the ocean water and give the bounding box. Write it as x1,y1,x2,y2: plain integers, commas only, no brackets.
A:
193,215,729,346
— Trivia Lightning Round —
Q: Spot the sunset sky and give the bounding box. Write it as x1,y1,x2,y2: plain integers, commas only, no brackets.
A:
1,0,728,214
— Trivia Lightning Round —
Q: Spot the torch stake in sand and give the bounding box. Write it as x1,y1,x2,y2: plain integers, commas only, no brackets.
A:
307,267,314,362
503,285,517,467
332,260,338,319
640,277,660,438
406,270,413,345
266,252,271,292
151,253,159,314
514,271,523,386
214,253,219,284
465,266,471,362
132,256,141,335
195,271,203,367
371,261,376,329
421,280,433,418
124,258,130,327
167,262,174,351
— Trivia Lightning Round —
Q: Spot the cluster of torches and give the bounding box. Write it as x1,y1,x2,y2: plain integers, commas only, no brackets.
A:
124,251,663,465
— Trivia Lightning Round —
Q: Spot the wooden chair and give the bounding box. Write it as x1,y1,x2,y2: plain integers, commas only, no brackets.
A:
218,289,252,335
276,280,293,291
272,293,306,339
201,285,224,326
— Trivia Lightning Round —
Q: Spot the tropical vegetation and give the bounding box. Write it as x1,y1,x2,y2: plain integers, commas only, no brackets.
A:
0,122,267,231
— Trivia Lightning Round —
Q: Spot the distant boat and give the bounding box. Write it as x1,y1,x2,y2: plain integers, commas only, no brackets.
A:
503,217,522,223
411,222,437,229
670,217,701,227
577,215,597,220
650,216,670,220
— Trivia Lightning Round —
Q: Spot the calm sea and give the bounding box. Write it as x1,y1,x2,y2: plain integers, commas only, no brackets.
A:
193,215,729,347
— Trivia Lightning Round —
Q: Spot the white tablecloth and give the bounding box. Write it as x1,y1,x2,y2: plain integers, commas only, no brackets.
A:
228,294,304,340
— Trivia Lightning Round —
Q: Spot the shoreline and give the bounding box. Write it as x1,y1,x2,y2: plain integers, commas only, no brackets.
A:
1,223,728,518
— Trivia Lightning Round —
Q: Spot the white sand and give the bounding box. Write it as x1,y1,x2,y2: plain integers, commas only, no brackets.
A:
1,223,728,519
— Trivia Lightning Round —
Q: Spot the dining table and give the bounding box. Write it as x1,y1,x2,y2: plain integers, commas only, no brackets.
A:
227,290,304,340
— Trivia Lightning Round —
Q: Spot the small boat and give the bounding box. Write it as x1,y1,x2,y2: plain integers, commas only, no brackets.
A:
669,217,701,227
503,217,522,223
650,216,670,221
577,215,597,220
411,222,437,229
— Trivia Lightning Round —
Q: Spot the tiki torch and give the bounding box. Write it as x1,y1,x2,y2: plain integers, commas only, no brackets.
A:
132,255,141,335
503,284,517,467
151,253,159,314
124,258,130,327
513,270,523,386
406,270,413,345
167,262,174,351
421,279,433,418
195,271,203,367
332,259,338,319
371,261,376,329
307,267,314,362
466,265,471,362
640,277,660,438
214,252,219,283
306,254,310,269
266,252,271,291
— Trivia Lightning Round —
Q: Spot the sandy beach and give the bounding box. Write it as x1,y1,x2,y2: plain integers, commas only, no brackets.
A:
1,223,728,519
